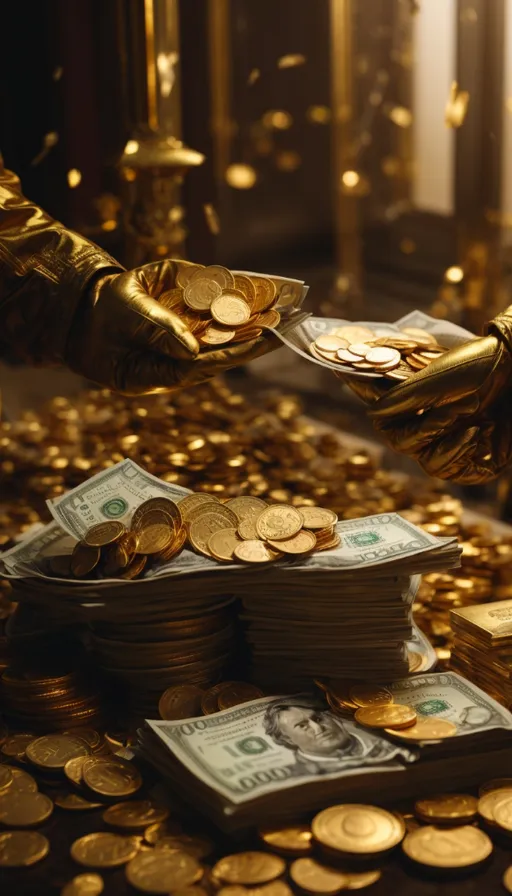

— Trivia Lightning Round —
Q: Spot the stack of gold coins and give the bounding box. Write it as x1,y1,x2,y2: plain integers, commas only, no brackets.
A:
0,666,102,731
450,599,512,707
310,325,447,380
157,680,264,720
162,263,282,348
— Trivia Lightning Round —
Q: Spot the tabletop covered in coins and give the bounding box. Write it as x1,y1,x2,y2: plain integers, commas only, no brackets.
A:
3,375,512,895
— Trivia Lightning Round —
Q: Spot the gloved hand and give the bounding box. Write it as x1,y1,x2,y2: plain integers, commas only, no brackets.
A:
343,310,512,484
65,259,280,395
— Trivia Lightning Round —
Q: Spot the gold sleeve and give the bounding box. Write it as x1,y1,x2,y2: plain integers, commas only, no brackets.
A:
0,156,124,366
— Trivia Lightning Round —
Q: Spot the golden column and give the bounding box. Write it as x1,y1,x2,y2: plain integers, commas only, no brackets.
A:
119,0,205,266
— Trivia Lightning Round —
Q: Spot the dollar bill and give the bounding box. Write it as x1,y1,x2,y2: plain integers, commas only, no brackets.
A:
272,312,475,376
144,673,512,809
47,458,190,540
0,523,76,578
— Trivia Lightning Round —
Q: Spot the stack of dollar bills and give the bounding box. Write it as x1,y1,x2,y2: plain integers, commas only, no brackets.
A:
139,673,512,831
0,460,459,688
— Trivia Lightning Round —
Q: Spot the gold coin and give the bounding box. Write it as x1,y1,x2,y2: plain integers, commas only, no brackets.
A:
315,335,350,354
402,824,492,868
201,325,236,345
289,857,347,895
217,682,264,710
344,870,382,889
5,766,38,793
158,684,205,721
479,778,512,796
0,830,50,867
414,794,478,824
211,294,251,326
478,789,512,824
71,542,101,577
217,885,291,896
354,704,417,730
184,275,222,311
258,824,312,856
213,852,286,885
54,792,103,811
384,718,456,741
347,342,373,357
120,554,147,579
312,804,405,854
201,682,238,715
233,274,256,303
61,872,105,896
200,264,235,290
189,509,238,557
173,889,210,896
102,531,138,573
176,262,204,289
365,347,401,367
126,849,203,894
1,733,35,760
0,790,53,826
131,497,182,531
82,757,142,798
225,496,268,521
26,734,90,770
503,866,512,894
251,276,277,312
158,524,187,562
208,528,242,561
64,728,103,752
71,832,139,868
143,821,184,846
407,651,423,673
154,832,213,860
492,797,512,832
332,326,374,343
349,685,393,708
135,510,173,554
256,505,304,540
316,535,342,552
0,766,12,791
84,521,126,547
237,518,259,540
401,326,437,345
267,530,316,554
234,540,281,564
103,801,169,830
299,507,338,530
177,493,220,522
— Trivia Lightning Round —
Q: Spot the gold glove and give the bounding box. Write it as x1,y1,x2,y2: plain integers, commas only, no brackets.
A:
65,260,280,395
362,321,512,484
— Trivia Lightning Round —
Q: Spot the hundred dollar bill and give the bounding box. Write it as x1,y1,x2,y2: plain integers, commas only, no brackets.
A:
144,673,512,810
47,458,191,540
272,312,475,377
0,522,76,578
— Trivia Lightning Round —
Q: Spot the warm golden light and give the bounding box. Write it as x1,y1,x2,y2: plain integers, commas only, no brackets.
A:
341,170,360,188
388,106,413,128
67,169,82,188
277,54,306,69
225,164,257,189
445,266,464,283
262,110,293,130
124,140,139,156
306,105,331,125
275,151,302,172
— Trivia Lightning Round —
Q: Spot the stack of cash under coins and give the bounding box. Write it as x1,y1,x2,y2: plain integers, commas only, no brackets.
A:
140,670,512,831
0,665,102,731
450,599,512,707
165,263,283,347
309,324,448,381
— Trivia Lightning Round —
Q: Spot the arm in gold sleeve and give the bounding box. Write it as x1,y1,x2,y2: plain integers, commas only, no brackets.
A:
0,156,124,365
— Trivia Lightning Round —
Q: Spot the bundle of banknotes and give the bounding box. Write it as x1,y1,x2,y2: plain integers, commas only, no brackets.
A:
450,599,512,708
0,461,460,693
139,672,512,831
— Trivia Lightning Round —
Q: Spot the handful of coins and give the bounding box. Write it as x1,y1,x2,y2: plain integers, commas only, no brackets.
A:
310,324,448,381
46,495,340,580
164,263,285,347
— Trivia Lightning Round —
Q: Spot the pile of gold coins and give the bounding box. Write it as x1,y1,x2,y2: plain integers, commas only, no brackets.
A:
163,263,282,348
0,665,102,731
3,723,512,890
157,680,264,720
317,681,457,742
310,324,447,381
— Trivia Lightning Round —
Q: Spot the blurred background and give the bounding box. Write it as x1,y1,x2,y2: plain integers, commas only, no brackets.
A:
2,0,512,497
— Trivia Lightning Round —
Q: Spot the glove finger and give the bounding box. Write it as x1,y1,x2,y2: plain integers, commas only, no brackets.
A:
112,350,186,395
124,287,200,359
189,332,282,373
133,259,180,295
373,396,481,454
371,336,501,421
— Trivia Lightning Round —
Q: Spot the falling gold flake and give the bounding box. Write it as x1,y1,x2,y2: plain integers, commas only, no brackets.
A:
101,220,117,232
247,68,261,86
444,266,464,284
277,53,306,69
31,132,59,166
306,105,331,124
52,66,63,81
67,168,82,188
400,237,416,254
387,106,412,128
445,81,469,128
203,203,221,234
340,170,370,196
225,163,257,189
262,110,293,130
275,151,302,172
168,206,184,223
124,139,139,155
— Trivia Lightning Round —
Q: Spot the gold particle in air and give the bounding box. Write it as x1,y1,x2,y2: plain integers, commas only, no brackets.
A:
203,203,221,235
225,164,257,190
306,105,331,124
387,106,413,128
262,110,293,130
247,68,261,86
444,266,464,284
275,151,302,172
277,53,306,69
124,140,139,156
67,169,82,189
445,81,470,128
